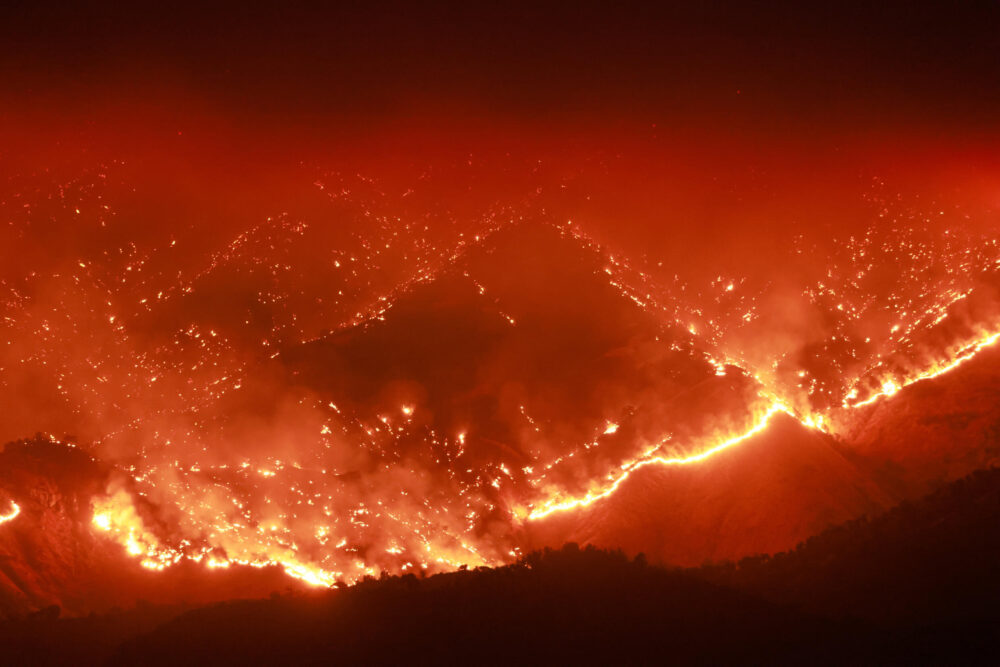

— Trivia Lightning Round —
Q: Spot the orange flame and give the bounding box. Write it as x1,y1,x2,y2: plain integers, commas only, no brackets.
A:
0,500,20,526
847,330,1000,409
89,487,492,587
525,401,800,520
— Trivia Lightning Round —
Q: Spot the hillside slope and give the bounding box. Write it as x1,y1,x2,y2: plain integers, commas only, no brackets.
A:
528,414,896,565
842,345,1000,498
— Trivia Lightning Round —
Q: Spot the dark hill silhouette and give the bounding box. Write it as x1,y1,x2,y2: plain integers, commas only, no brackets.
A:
699,466,1000,628
104,544,861,666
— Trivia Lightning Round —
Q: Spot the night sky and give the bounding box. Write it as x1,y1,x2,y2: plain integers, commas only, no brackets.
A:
2,2,999,127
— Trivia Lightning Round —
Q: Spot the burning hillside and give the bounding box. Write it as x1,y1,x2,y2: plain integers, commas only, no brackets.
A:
1,131,999,616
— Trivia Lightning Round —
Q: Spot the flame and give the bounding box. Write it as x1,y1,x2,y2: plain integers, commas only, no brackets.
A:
525,401,799,520
90,489,344,583
92,490,178,570
0,501,20,526
847,330,1000,409
89,485,492,587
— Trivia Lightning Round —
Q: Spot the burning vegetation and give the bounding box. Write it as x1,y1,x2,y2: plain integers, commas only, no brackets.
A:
1,133,999,604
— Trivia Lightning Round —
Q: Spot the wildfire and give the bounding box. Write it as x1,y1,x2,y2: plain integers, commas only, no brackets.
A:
8,155,1000,593
76,215,1000,584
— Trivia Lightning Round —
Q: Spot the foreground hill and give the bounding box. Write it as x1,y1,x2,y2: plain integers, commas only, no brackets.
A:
3,465,998,665
108,547,860,666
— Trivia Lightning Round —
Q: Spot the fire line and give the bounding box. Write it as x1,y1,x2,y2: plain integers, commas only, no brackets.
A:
526,325,1000,522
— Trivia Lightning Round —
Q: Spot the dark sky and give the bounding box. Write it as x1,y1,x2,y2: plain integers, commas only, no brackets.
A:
1,2,999,128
